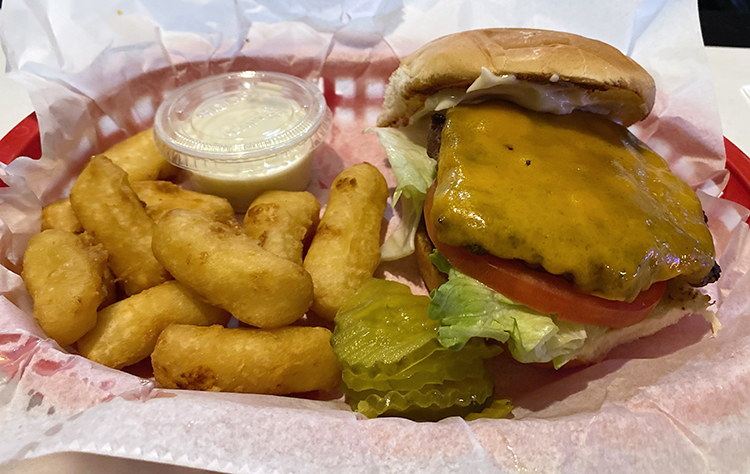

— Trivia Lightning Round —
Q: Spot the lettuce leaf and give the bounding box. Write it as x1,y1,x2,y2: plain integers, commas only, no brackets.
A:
373,126,437,261
428,250,452,273
428,263,589,369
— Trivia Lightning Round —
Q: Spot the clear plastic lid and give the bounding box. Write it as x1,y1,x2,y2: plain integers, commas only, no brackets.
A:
153,71,331,174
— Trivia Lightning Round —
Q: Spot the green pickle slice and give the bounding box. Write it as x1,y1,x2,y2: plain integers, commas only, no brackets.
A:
345,376,495,421
332,281,438,371
332,278,511,421
465,399,515,421
342,339,501,392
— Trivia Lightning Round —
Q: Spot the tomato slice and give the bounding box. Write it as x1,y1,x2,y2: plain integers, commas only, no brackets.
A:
424,185,666,328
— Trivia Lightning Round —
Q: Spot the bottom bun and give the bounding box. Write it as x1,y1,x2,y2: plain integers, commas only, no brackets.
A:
571,279,717,365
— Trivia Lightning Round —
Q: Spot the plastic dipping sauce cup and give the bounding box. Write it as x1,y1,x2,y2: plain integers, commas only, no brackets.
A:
154,71,332,212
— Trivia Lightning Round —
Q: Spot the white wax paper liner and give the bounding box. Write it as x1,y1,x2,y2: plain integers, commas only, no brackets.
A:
2,0,750,472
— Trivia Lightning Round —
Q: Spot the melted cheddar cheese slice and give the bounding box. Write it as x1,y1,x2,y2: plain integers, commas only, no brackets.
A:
430,102,716,302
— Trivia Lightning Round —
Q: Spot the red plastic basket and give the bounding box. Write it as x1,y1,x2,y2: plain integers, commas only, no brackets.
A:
0,113,41,165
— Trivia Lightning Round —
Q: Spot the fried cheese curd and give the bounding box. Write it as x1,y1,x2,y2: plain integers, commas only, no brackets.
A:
152,209,314,328
77,280,230,369
103,128,177,183
70,155,172,296
304,163,388,320
152,324,340,394
243,190,321,266
132,180,236,224
22,229,108,346
40,199,84,234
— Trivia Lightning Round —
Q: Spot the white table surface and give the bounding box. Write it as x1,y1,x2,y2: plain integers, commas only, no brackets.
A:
1,44,750,474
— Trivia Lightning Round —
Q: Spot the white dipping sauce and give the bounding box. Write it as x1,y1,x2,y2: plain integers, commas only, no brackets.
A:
190,85,306,144
187,144,314,212
154,72,331,211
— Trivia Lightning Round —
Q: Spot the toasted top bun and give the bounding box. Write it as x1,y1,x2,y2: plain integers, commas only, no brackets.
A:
377,28,656,128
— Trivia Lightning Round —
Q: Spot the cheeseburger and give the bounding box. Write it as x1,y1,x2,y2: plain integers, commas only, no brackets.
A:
375,28,720,368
